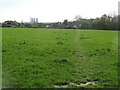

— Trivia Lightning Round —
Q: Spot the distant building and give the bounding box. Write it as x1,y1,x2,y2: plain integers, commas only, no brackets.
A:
36,18,38,23
30,17,38,23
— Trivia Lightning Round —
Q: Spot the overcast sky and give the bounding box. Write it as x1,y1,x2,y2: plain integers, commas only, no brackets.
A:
0,0,119,23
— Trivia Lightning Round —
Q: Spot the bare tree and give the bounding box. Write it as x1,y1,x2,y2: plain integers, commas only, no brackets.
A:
73,15,82,21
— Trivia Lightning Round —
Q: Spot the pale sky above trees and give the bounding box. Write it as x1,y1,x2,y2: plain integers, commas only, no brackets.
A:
0,0,119,22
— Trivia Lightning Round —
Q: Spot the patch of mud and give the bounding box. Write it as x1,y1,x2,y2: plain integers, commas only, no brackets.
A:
54,81,96,88
79,82,96,86
54,85,68,88
70,82,96,86
54,82,69,88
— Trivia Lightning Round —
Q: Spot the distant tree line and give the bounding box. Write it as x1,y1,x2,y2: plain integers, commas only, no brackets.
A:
1,14,120,30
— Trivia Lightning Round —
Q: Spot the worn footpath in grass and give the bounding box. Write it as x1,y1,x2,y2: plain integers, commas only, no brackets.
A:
2,28,118,88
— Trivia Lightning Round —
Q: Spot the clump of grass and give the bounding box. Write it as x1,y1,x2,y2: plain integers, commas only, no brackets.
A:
53,58,70,64
54,82,69,86
56,41,64,44
80,37,90,39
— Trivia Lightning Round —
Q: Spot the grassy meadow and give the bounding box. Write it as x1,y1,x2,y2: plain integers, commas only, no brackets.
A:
2,28,118,88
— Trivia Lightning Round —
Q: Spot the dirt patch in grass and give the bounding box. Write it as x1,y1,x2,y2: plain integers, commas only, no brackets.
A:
54,82,69,88
54,81,96,88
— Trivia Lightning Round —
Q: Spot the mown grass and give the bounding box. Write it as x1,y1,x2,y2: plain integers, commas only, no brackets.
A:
2,28,118,88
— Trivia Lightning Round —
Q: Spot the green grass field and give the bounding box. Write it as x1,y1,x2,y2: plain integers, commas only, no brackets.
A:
2,28,118,88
